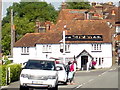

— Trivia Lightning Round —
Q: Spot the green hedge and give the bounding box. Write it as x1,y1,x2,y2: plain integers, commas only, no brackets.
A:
0,64,22,86
1,65,7,86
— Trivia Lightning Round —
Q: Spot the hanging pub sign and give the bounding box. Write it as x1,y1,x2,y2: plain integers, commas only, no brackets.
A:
65,35,103,41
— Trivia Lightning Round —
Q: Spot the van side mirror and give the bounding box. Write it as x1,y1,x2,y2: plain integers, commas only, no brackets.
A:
56,67,61,71
21,62,27,69
56,66,63,71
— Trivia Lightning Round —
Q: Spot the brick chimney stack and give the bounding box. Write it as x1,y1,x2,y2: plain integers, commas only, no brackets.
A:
91,2,96,7
61,2,67,9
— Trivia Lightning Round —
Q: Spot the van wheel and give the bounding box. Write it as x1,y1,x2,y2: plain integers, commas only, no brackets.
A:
48,85,58,90
63,81,67,85
53,84,58,90
20,86,29,90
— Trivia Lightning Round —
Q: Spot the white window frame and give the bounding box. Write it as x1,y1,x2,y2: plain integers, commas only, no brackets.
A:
60,44,70,53
65,44,70,53
42,45,52,53
21,47,29,55
91,44,102,52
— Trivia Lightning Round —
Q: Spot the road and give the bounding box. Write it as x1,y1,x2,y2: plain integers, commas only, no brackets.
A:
1,64,119,90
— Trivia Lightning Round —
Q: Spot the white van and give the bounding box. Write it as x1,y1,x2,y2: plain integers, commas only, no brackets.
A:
20,59,58,90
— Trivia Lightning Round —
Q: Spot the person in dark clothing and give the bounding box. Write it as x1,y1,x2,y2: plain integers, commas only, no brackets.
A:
66,61,71,80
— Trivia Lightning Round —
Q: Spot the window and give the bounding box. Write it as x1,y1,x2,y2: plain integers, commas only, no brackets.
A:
98,57,104,65
102,58,104,64
65,44,70,53
42,45,52,53
60,44,70,53
95,58,97,63
91,44,102,52
21,47,29,55
99,58,101,65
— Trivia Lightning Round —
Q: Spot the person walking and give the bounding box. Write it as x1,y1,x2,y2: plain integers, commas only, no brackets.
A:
66,61,71,80
67,61,75,85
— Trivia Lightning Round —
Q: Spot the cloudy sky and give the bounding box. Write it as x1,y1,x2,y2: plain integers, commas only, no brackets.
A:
2,0,120,18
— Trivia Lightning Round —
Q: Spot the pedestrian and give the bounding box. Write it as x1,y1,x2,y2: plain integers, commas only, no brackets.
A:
67,61,75,85
73,60,77,72
91,60,96,69
66,61,71,79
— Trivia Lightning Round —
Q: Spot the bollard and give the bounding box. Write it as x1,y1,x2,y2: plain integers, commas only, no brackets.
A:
8,67,10,84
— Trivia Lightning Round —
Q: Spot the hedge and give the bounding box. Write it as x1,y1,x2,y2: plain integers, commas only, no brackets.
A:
0,64,22,86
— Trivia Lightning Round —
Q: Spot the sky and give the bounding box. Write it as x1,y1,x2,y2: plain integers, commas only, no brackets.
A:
2,0,120,18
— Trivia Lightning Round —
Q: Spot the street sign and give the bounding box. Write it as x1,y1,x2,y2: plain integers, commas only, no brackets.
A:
65,35,103,41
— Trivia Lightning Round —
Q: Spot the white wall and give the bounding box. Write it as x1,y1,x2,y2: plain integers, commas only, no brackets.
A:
13,47,36,64
13,43,112,68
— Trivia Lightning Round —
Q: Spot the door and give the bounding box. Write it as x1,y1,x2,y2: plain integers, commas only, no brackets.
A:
81,56,88,70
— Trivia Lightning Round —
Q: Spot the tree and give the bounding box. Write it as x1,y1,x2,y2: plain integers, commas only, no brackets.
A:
65,0,91,9
2,1,58,55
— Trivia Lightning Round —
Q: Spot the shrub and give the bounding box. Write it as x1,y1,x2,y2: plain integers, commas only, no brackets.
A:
1,65,7,86
1,64,22,86
6,64,22,83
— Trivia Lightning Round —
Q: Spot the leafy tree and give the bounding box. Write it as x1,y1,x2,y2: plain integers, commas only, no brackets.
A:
65,0,91,9
2,1,58,55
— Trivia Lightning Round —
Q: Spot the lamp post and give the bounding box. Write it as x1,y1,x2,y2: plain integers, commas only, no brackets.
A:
63,31,66,64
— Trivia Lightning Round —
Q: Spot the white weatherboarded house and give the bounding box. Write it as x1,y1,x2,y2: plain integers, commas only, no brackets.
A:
13,20,114,70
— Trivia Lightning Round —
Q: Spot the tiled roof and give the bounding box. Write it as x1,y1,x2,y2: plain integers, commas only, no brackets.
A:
55,20,113,43
57,9,88,21
14,31,62,47
57,5,119,21
14,20,113,47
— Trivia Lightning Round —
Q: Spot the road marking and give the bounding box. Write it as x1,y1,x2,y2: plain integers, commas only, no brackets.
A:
75,84,83,88
88,79,94,82
98,74,102,77
113,68,117,70
73,66,118,89
101,72,106,75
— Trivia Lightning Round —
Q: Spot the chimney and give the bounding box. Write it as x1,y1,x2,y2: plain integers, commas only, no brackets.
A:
45,21,51,31
92,2,96,6
35,20,40,33
112,9,115,15
61,2,67,9
84,11,89,20
108,2,113,5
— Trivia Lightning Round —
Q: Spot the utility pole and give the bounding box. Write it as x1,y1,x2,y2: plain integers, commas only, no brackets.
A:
11,9,15,58
0,0,2,59
63,31,66,64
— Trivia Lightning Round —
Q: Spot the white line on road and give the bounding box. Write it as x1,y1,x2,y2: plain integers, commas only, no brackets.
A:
75,84,83,89
74,66,118,89
88,79,94,82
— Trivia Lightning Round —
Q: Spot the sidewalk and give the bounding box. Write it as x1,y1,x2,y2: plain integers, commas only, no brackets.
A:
1,81,20,89
77,63,118,72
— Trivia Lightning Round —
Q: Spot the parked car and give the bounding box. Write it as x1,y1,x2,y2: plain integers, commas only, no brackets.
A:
56,63,68,84
20,59,58,90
